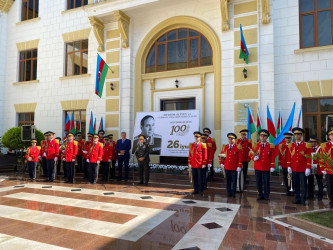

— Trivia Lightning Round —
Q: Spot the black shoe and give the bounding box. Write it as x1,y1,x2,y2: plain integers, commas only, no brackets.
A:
287,192,293,196
145,183,148,186
232,194,236,198
292,199,301,204
198,192,203,195
124,179,128,182
302,201,307,206
227,194,232,197
318,197,322,201
192,191,198,195
307,195,314,199
257,196,264,201
65,181,70,183
117,179,121,182
138,182,143,185
264,197,270,201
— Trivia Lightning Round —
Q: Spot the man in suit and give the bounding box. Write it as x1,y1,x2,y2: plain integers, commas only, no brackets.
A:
116,132,132,181
134,134,150,185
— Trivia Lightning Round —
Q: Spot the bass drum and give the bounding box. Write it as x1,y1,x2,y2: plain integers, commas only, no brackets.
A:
237,170,244,193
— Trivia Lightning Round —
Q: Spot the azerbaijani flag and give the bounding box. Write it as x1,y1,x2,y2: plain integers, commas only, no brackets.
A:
89,112,94,134
93,118,96,134
247,106,256,138
239,24,249,64
273,103,296,146
70,113,74,131
65,113,70,131
95,54,109,98
276,112,282,136
267,106,276,143
297,105,302,127
256,107,262,142
71,121,77,134
99,117,104,131
77,116,81,133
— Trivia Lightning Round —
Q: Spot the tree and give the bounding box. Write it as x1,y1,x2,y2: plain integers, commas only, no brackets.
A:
2,127,44,150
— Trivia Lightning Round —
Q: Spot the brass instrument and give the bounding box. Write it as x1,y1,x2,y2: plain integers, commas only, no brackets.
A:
218,153,226,177
96,162,100,183
288,173,293,192
189,167,192,183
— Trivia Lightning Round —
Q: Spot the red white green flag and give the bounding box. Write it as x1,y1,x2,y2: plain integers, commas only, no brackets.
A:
247,106,256,138
95,54,109,98
256,107,262,142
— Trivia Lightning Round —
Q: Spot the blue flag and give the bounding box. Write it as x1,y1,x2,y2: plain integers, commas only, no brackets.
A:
273,103,296,146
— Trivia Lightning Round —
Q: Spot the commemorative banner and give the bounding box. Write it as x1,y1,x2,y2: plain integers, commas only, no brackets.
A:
133,110,200,157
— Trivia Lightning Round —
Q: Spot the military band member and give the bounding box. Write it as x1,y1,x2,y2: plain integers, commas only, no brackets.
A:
201,133,213,189
188,131,207,195
134,134,150,185
287,127,311,206
109,134,117,179
251,129,275,201
203,128,216,182
63,133,78,183
237,129,252,187
76,132,85,173
87,134,103,184
98,130,105,143
63,130,69,142
277,131,293,196
55,137,63,175
307,136,323,200
101,136,113,181
219,133,242,198
26,139,40,181
40,132,49,177
44,131,59,182
82,133,93,179
319,129,333,209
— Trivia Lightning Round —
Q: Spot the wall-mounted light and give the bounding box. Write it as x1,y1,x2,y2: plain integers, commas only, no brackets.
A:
244,103,249,108
242,68,248,79
175,79,179,88
110,82,114,91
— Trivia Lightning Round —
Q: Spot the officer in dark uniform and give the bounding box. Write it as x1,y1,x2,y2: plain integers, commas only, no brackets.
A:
134,134,150,185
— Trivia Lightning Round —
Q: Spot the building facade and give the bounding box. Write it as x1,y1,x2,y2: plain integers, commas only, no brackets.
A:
0,0,333,157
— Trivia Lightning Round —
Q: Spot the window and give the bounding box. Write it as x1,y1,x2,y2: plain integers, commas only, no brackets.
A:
146,28,212,73
67,0,88,10
21,0,39,21
19,49,38,82
299,0,333,48
18,113,34,126
64,110,86,138
65,40,88,76
303,97,333,142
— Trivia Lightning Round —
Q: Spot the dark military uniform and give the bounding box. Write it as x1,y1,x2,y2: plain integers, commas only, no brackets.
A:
133,134,162,155
134,141,150,185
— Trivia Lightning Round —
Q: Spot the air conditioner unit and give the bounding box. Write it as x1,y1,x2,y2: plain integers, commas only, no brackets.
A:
21,125,35,142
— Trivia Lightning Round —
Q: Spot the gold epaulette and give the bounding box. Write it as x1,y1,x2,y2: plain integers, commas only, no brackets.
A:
237,144,242,150
320,142,327,149
207,143,212,148
82,139,85,142
55,139,59,144
37,146,41,150
288,143,292,149
189,143,193,148
270,143,275,149
212,138,215,142
252,142,257,148
201,143,207,149
99,142,104,148
306,143,311,149
248,139,252,143
74,141,78,146
279,144,283,150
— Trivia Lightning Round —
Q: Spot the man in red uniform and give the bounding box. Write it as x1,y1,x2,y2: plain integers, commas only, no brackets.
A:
201,133,213,190
188,131,207,195
219,133,242,198
287,127,311,206
45,131,59,182
26,139,40,181
98,130,105,143
251,129,275,201
109,134,117,179
277,131,293,196
203,128,216,182
82,133,93,179
40,132,49,177
319,129,333,209
237,129,252,187
87,134,103,184
101,136,113,181
307,136,323,200
75,132,85,173
63,133,78,183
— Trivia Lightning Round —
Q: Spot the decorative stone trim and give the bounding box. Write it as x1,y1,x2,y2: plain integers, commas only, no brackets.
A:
14,102,37,113
294,44,333,53
16,17,41,26
59,74,91,80
113,10,130,48
16,39,40,51
89,16,104,52
0,0,14,13
60,99,89,110
220,0,230,31
62,28,91,43
261,0,270,24
13,80,39,85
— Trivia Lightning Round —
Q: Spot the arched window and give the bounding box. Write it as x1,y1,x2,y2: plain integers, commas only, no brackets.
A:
146,28,213,73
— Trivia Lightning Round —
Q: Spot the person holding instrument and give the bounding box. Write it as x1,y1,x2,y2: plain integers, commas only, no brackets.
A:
87,134,103,184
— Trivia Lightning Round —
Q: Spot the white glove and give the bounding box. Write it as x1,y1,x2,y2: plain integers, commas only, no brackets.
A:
322,170,327,175
311,164,317,169
38,155,41,160
220,164,224,168
72,159,75,162
63,158,65,161
83,150,88,154
288,167,292,174
54,157,58,162
254,155,259,161
43,152,46,157
97,161,100,164
108,159,111,162
202,165,207,168
305,168,311,177
270,168,275,173
188,164,191,168
279,166,282,171
208,164,212,168
237,167,242,172
28,157,32,161
87,159,90,163
62,150,65,154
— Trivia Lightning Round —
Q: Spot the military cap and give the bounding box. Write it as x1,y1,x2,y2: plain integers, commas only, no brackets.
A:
193,131,202,137
75,132,82,136
43,131,49,136
31,139,37,143
87,133,93,137
227,133,237,139
48,131,55,135
283,131,293,138
309,136,319,142
64,130,69,133
327,128,333,136
93,134,99,138
103,136,109,139
98,130,105,134
68,133,74,137
201,133,208,139
240,129,248,134
108,134,113,137
292,127,304,134
55,137,61,140
259,129,270,137
203,128,211,134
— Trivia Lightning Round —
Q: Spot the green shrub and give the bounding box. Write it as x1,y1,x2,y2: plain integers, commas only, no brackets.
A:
2,127,44,150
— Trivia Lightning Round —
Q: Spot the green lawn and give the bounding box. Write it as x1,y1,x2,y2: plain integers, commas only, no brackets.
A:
299,211,333,229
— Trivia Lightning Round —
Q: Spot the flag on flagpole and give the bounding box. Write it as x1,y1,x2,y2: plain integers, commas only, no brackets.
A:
71,121,77,134
273,103,296,146
297,105,302,127
65,113,70,131
89,112,94,134
239,24,249,64
99,117,104,131
256,107,262,142
247,106,256,138
77,116,81,133
93,118,96,134
267,106,276,143
276,112,282,136
70,113,74,131
95,54,109,98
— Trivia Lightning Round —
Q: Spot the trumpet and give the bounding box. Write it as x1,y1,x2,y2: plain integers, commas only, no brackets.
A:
218,154,226,178
288,173,293,192
249,148,258,157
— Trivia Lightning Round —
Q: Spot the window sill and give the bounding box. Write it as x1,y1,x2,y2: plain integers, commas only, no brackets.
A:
294,45,333,54
59,74,91,80
61,6,87,14
13,80,39,85
16,17,41,26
